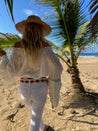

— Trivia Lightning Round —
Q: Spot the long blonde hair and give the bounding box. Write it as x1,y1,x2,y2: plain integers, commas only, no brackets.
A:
21,23,44,60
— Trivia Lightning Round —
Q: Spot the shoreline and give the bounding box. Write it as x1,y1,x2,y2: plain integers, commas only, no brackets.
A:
78,57,98,63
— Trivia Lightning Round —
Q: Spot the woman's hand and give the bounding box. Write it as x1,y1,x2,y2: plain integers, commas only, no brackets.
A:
0,48,6,57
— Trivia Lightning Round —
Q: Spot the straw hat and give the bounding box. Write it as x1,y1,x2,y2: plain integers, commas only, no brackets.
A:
15,15,52,36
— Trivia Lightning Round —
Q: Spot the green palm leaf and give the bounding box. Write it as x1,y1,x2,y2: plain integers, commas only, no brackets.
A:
35,0,97,67
88,0,98,37
35,1,88,57
0,33,21,49
4,0,14,23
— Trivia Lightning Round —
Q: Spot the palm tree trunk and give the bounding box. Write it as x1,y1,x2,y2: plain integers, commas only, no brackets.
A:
67,67,85,93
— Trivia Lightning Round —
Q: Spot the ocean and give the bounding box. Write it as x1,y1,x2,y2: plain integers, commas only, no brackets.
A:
79,53,98,58
1,49,98,59
6,53,98,59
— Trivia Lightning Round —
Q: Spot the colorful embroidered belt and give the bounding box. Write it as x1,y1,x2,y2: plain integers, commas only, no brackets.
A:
20,77,48,83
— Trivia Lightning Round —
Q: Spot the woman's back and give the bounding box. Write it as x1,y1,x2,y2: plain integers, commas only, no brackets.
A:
12,41,50,79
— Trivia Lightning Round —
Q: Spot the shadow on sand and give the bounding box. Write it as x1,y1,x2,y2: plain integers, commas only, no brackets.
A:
56,90,98,131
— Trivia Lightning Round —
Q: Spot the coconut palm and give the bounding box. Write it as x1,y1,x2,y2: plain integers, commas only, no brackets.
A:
35,0,96,93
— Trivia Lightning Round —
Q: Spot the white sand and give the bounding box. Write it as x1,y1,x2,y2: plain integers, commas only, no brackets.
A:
0,57,98,131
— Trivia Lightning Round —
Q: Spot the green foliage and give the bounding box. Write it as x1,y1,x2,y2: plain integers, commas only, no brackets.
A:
88,0,98,37
0,33,20,49
35,0,96,67
36,0,87,44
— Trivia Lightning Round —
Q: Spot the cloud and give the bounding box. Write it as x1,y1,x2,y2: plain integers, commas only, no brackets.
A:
24,9,33,16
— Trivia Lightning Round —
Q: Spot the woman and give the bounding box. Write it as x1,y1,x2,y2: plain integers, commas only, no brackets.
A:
0,15,63,131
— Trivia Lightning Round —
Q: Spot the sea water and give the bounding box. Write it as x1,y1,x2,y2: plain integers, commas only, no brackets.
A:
79,53,98,58
1,49,98,60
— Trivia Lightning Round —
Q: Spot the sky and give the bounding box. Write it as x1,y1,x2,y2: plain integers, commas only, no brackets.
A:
0,0,98,52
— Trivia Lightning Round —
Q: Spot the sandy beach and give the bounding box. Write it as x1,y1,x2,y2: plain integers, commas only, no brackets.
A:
0,57,98,131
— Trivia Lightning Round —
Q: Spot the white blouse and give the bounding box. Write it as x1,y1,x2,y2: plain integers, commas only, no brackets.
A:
0,46,63,107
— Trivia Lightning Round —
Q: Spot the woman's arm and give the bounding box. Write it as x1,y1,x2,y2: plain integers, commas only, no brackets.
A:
7,41,24,75
0,42,24,85
45,47,63,108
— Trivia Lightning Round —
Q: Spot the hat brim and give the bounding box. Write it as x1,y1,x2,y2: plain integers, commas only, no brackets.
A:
15,19,52,36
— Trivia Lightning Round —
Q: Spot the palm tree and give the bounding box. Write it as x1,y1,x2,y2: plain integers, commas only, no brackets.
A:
88,0,98,37
35,0,96,93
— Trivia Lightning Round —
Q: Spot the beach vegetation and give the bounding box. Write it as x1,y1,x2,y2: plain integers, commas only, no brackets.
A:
35,0,97,93
0,33,20,53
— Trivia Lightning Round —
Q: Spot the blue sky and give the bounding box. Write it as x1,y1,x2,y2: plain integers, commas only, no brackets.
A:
0,0,98,52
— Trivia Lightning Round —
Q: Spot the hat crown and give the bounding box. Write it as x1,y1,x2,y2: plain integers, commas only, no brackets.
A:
27,15,41,21
15,15,52,36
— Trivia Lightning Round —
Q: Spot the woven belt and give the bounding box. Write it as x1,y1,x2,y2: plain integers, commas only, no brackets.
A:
20,77,48,83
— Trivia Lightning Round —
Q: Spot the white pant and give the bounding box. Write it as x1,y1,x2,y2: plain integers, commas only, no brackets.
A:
19,81,48,131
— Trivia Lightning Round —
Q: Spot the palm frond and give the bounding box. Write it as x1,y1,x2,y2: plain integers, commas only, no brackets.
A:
88,0,98,37
75,22,90,47
89,0,98,13
35,0,88,60
0,33,21,48
4,0,14,23
35,0,97,66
